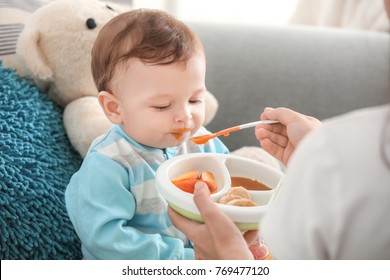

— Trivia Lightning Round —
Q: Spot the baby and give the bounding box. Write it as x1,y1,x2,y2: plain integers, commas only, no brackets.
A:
65,9,228,260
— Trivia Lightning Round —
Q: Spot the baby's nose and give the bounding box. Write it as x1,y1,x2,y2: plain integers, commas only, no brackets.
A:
175,106,192,122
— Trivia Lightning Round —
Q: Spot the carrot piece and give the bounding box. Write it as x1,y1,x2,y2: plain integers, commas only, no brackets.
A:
171,170,200,183
172,178,218,194
171,170,218,194
172,179,199,194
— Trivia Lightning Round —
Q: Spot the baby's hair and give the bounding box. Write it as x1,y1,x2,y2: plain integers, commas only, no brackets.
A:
91,9,203,92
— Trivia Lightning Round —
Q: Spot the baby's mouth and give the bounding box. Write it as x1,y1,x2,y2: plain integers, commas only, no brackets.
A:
171,128,191,140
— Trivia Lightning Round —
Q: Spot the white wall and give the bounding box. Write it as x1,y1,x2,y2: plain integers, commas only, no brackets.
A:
132,0,298,25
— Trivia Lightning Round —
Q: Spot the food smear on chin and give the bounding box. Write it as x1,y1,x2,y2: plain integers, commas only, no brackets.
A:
171,170,217,194
171,128,190,140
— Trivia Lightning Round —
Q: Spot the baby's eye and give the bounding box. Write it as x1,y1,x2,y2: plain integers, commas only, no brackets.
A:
189,99,202,104
154,105,171,111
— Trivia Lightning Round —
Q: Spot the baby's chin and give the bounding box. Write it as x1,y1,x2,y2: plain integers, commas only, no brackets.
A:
152,130,198,149
167,138,187,147
147,137,187,150
166,135,193,148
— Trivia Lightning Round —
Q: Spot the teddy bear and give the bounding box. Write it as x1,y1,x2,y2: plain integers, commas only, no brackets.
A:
15,0,219,158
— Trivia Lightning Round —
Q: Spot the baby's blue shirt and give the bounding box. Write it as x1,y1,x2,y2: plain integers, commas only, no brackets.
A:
65,125,228,260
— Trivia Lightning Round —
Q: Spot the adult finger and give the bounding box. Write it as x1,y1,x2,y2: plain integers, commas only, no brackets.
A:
262,107,303,126
192,182,223,222
193,182,244,245
255,126,288,148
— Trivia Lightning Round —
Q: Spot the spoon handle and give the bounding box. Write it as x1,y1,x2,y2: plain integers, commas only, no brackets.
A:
238,120,279,130
214,120,279,137
189,120,279,144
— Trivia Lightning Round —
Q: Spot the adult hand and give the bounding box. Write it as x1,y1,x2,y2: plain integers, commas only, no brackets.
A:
168,182,256,260
256,107,321,166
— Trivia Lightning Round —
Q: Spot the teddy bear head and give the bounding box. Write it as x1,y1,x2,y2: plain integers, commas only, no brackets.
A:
16,0,125,107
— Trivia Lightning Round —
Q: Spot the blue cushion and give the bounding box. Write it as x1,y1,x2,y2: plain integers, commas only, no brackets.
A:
0,62,83,259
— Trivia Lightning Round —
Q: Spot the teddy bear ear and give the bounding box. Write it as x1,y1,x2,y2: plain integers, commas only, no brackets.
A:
16,28,53,80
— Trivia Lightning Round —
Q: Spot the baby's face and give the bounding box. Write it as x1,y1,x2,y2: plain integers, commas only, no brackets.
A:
112,53,206,149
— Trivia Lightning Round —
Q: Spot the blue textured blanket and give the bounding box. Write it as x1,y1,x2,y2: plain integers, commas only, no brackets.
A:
0,63,83,259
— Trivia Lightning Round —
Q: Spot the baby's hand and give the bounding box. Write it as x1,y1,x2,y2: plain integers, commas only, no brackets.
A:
248,240,272,260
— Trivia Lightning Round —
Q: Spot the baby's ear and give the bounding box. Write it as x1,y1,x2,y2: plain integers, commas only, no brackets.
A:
98,91,122,124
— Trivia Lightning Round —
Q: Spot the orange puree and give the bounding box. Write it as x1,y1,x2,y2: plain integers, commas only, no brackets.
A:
171,128,190,140
231,176,271,191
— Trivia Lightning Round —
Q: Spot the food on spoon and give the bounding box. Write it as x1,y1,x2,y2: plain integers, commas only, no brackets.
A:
219,186,258,207
171,170,217,194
